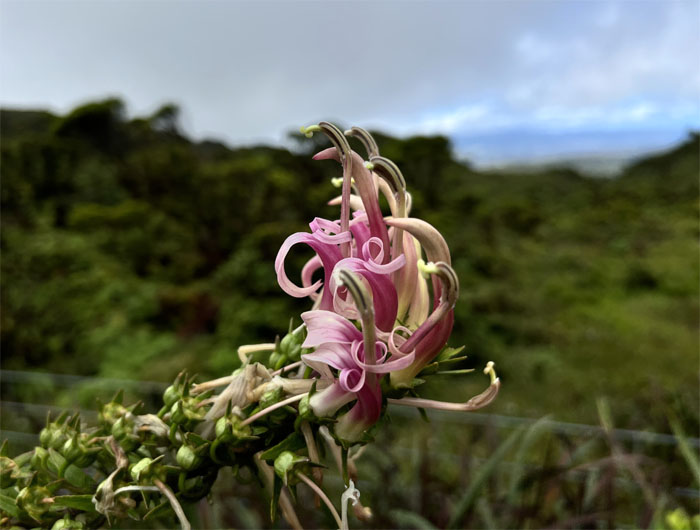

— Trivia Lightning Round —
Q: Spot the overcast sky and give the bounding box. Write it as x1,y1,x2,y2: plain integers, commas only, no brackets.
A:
1,0,698,162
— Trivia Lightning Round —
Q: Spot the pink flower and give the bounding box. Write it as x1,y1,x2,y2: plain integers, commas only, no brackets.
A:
300,309,414,440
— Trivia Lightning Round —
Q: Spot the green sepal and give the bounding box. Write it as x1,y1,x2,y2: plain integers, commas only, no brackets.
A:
51,494,96,512
434,345,466,362
143,500,171,521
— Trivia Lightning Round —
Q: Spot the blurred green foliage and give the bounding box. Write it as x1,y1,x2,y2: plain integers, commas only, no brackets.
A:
1,99,697,427
1,99,698,528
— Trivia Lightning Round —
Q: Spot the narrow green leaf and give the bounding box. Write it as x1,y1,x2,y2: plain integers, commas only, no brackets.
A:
52,494,96,512
63,465,96,490
506,416,551,504
0,493,20,517
668,414,700,487
259,433,305,462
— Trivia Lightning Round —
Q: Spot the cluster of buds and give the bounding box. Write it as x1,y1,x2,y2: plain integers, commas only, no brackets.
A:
1,123,500,530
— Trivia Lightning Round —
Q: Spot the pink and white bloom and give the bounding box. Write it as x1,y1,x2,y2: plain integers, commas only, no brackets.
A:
273,122,498,440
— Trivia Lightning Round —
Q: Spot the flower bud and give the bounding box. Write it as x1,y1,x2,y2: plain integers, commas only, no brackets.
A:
129,456,165,483
111,416,139,452
31,446,50,472
273,451,320,486
51,516,86,530
0,456,18,488
176,444,202,471
16,485,53,523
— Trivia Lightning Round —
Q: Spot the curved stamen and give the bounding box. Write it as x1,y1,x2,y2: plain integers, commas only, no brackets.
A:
388,363,500,411
344,126,379,158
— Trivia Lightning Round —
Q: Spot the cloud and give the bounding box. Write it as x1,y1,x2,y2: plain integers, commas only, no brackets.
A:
0,0,697,153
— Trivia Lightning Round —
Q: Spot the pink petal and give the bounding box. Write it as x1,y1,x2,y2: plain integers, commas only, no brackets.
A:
301,255,323,301
275,232,342,310
361,237,406,275
309,217,353,245
301,310,362,347
331,258,399,332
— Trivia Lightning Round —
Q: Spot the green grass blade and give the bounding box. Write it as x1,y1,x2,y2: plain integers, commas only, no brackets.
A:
668,413,700,487
447,426,524,529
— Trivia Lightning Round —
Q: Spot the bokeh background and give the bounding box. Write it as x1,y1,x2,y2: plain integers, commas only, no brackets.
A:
1,1,698,528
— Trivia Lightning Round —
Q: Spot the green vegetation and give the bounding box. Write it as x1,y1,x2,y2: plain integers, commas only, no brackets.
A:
1,99,697,528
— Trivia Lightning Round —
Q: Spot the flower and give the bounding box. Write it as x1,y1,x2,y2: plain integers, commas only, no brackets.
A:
300,301,414,442
273,122,498,440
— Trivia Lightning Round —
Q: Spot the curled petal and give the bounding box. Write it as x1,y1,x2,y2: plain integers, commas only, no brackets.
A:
310,217,353,245
301,310,362,347
301,255,323,301
350,339,415,374
275,232,342,309
396,232,419,322
388,326,413,358
361,237,406,275
339,367,366,393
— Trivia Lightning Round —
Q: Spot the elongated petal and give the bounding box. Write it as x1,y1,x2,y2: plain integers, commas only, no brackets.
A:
315,148,391,262
349,216,371,257
309,381,357,418
334,380,382,443
328,194,364,212
301,310,362,347
396,232,419,321
385,217,451,265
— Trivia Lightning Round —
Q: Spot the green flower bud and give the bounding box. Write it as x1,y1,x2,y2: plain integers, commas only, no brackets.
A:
169,397,206,428
129,456,165,483
111,416,139,452
279,333,294,355
176,444,202,471
297,394,316,422
268,352,282,369
163,385,180,408
0,456,17,488
31,446,50,471
273,451,316,486
98,401,129,428
17,485,53,523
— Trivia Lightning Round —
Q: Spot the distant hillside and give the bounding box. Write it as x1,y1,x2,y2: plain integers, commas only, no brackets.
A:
1,100,697,430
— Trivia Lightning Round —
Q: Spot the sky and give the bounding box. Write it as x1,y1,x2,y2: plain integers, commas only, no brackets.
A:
1,0,699,165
